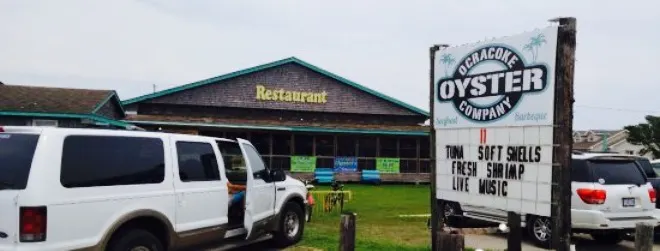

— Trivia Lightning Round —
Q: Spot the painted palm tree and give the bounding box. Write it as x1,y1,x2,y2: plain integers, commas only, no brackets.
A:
523,33,547,63
439,53,456,77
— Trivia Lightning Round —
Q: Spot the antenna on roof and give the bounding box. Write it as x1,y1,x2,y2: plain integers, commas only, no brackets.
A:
152,84,157,93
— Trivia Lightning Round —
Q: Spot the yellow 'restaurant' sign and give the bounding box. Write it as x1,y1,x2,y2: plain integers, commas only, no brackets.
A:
255,85,328,104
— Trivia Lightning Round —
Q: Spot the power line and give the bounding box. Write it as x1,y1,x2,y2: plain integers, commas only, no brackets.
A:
576,105,660,114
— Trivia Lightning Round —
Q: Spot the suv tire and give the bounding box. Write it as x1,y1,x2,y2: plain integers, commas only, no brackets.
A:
527,216,552,249
272,202,305,247
591,232,624,245
107,228,164,251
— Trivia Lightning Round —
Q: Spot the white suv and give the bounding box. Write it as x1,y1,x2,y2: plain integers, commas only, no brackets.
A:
458,151,660,248
0,126,308,251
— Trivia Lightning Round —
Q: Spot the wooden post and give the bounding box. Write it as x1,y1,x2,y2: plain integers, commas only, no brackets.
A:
436,230,465,251
339,212,356,251
549,16,577,251
635,222,653,251
507,212,522,251
429,44,441,251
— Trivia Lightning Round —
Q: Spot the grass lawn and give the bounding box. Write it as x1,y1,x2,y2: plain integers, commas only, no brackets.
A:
288,184,434,251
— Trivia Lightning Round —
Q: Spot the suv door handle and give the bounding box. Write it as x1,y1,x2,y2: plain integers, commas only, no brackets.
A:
277,187,286,191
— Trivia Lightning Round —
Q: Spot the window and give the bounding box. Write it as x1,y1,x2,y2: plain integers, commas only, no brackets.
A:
635,158,657,178
251,132,271,154
272,156,291,171
61,136,165,188
272,133,292,155
242,144,268,180
399,138,418,158
217,140,247,184
32,119,58,127
589,160,646,185
294,134,313,155
652,162,660,176
379,137,397,157
0,133,40,190
419,160,430,173
358,159,375,171
570,159,592,182
317,157,334,169
315,135,334,156
336,136,356,156
358,137,377,157
176,141,221,182
400,159,418,173
419,137,430,158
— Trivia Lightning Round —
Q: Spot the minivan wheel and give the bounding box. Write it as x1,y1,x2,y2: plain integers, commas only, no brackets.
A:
527,216,552,248
272,202,305,247
107,229,164,251
591,232,624,245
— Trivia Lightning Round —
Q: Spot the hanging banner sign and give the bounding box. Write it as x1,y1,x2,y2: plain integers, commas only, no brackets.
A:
334,157,358,173
376,158,400,173
290,156,317,172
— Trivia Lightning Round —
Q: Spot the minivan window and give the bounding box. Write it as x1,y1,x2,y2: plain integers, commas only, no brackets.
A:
61,135,165,188
589,160,646,185
0,133,39,190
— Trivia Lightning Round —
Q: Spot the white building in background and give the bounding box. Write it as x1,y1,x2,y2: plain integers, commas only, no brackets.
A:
572,129,653,158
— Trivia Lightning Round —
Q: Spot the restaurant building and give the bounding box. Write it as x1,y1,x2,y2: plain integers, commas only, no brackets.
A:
121,57,431,182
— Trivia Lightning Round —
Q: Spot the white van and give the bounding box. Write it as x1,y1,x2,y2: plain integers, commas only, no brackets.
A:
458,152,660,248
0,126,309,251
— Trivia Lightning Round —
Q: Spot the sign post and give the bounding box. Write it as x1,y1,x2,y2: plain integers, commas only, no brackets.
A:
549,16,577,251
430,18,576,251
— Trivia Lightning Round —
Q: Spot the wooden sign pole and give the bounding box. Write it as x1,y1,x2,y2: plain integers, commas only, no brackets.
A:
550,16,577,251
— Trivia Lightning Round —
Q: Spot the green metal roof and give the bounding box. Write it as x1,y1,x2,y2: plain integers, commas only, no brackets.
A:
121,57,429,117
125,120,429,136
91,91,126,117
0,111,136,129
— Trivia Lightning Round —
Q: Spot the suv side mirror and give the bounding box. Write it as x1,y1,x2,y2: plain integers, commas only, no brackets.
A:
270,169,286,182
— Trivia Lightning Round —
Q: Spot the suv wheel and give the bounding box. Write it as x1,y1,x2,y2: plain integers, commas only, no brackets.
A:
107,229,164,251
591,232,624,244
527,216,552,248
272,202,305,247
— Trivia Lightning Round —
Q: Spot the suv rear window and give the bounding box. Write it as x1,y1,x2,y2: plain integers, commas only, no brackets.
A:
589,159,646,185
0,133,39,190
61,135,165,188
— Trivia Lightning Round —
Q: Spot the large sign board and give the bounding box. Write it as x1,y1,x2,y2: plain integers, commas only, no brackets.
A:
434,26,558,217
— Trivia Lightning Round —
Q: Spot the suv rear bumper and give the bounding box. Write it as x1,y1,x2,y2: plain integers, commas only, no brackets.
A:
572,209,660,230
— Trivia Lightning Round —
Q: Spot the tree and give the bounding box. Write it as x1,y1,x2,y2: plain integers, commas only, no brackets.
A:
523,33,547,63
624,115,660,158
439,53,455,78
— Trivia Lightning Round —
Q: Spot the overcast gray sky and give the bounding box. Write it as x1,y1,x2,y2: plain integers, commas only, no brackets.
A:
1,0,658,130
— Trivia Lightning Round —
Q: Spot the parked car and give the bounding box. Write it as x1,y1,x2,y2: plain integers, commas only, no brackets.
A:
651,159,660,176
626,156,660,209
0,126,308,251
455,151,660,248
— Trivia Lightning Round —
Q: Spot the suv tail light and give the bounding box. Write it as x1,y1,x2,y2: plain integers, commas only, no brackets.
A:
577,188,607,204
19,206,47,242
650,188,657,203
0,126,4,132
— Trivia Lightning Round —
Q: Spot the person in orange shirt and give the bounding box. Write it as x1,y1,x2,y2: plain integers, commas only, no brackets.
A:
228,181,246,206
